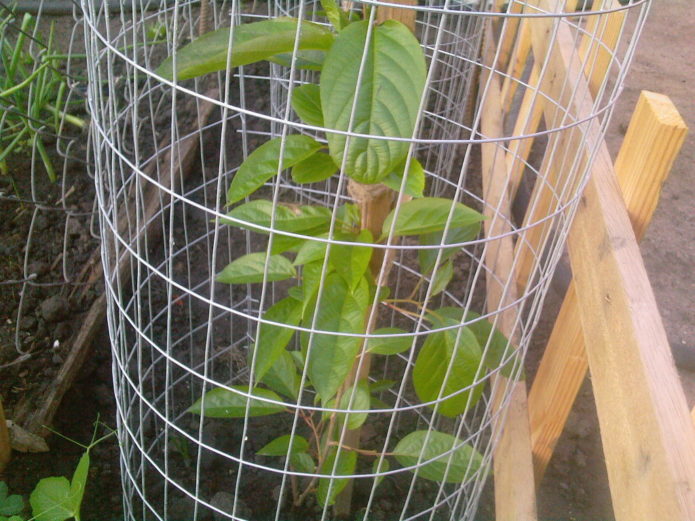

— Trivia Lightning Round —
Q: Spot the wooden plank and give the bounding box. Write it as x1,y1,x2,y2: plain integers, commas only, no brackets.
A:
528,90,688,482
577,3,626,97
0,397,10,472
375,0,416,29
524,3,695,518
479,32,537,521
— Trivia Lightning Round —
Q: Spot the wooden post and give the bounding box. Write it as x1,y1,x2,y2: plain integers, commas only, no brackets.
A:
0,397,10,472
480,32,537,521
523,3,695,517
528,90,688,482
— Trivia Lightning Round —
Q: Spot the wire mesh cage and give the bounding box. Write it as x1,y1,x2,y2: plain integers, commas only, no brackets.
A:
0,2,95,396
82,0,650,519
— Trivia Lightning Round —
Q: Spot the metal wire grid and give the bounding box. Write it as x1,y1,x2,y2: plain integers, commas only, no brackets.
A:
0,3,95,371
82,0,649,520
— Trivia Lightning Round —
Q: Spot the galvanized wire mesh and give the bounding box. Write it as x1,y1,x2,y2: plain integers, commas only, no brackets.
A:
82,0,650,520
0,3,95,375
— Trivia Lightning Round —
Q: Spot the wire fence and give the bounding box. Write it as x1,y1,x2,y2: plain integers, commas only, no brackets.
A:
82,0,650,520
0,2,96,382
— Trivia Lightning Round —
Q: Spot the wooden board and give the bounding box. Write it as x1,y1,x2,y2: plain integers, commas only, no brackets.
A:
524,2,695,518
480,31,537,521
528,90,688,481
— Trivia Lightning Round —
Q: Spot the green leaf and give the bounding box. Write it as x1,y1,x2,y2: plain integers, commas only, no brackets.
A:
382,197,485,239
268,50,325,70
292,152,338,184
290,452,316,473
0,516,24,521
366,328,412,355
0,483,23,517
252,297,303,381
30,477,73,521
293,235,329,266
336,203,361,232
435,308,519,379
227,136,323,204
413,318,484,417
320,0,346,30
188,386,285,418
257,434,309,456
225,199,331,234
429,259,454,297
69,451,89,520
217,253,296,284
383,158,426,198
291,84,324,127
339,380,371,430
304,273,365,402
320,20,427,184
156,18,334,80
418,223,481,274
330,229,373,290
369,379,396,393
393,430,483,483
260,350,302,400
317,448,357,507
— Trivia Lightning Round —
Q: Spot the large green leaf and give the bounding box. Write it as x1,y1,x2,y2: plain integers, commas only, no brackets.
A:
382,197,484,239
225,199,331,234
188,386,285,418
383,157,426,198
434,308,519,379
257,434,309,456
227,135,323,204
30,477,73,521
0,483,23,517
330,229,373,290
418,222,481,274
217,252,296,284
69,451,90,521
268,50,326,70
260,349,302,399
317,448,357,507
393,430,483,483
429,258,454,297
320,20,427,184
291,452,316,473
253,297,303,381
292,152,338,184
413,318,483,417
293,234,330,266
291,84,324,127
366,327,412,355
338,380,371,430
156,18,334,80
303,273,365,402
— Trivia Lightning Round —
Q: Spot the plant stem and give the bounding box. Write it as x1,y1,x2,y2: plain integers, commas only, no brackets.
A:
44,103,87,129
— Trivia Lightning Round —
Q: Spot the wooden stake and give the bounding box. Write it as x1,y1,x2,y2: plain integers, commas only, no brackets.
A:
0,397,10,473
527,91,687,486
522,3,695,517
480,30,538,521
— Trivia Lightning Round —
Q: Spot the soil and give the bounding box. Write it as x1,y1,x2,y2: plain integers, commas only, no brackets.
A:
1,2,693,521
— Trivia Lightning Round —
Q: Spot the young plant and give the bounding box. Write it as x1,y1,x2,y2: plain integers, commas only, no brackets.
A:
0,6,86,182
0,424,113,521
157,5,516,513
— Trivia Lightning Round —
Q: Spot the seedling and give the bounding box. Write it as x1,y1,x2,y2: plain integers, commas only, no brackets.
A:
0,5,86,182
157,4,517,514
